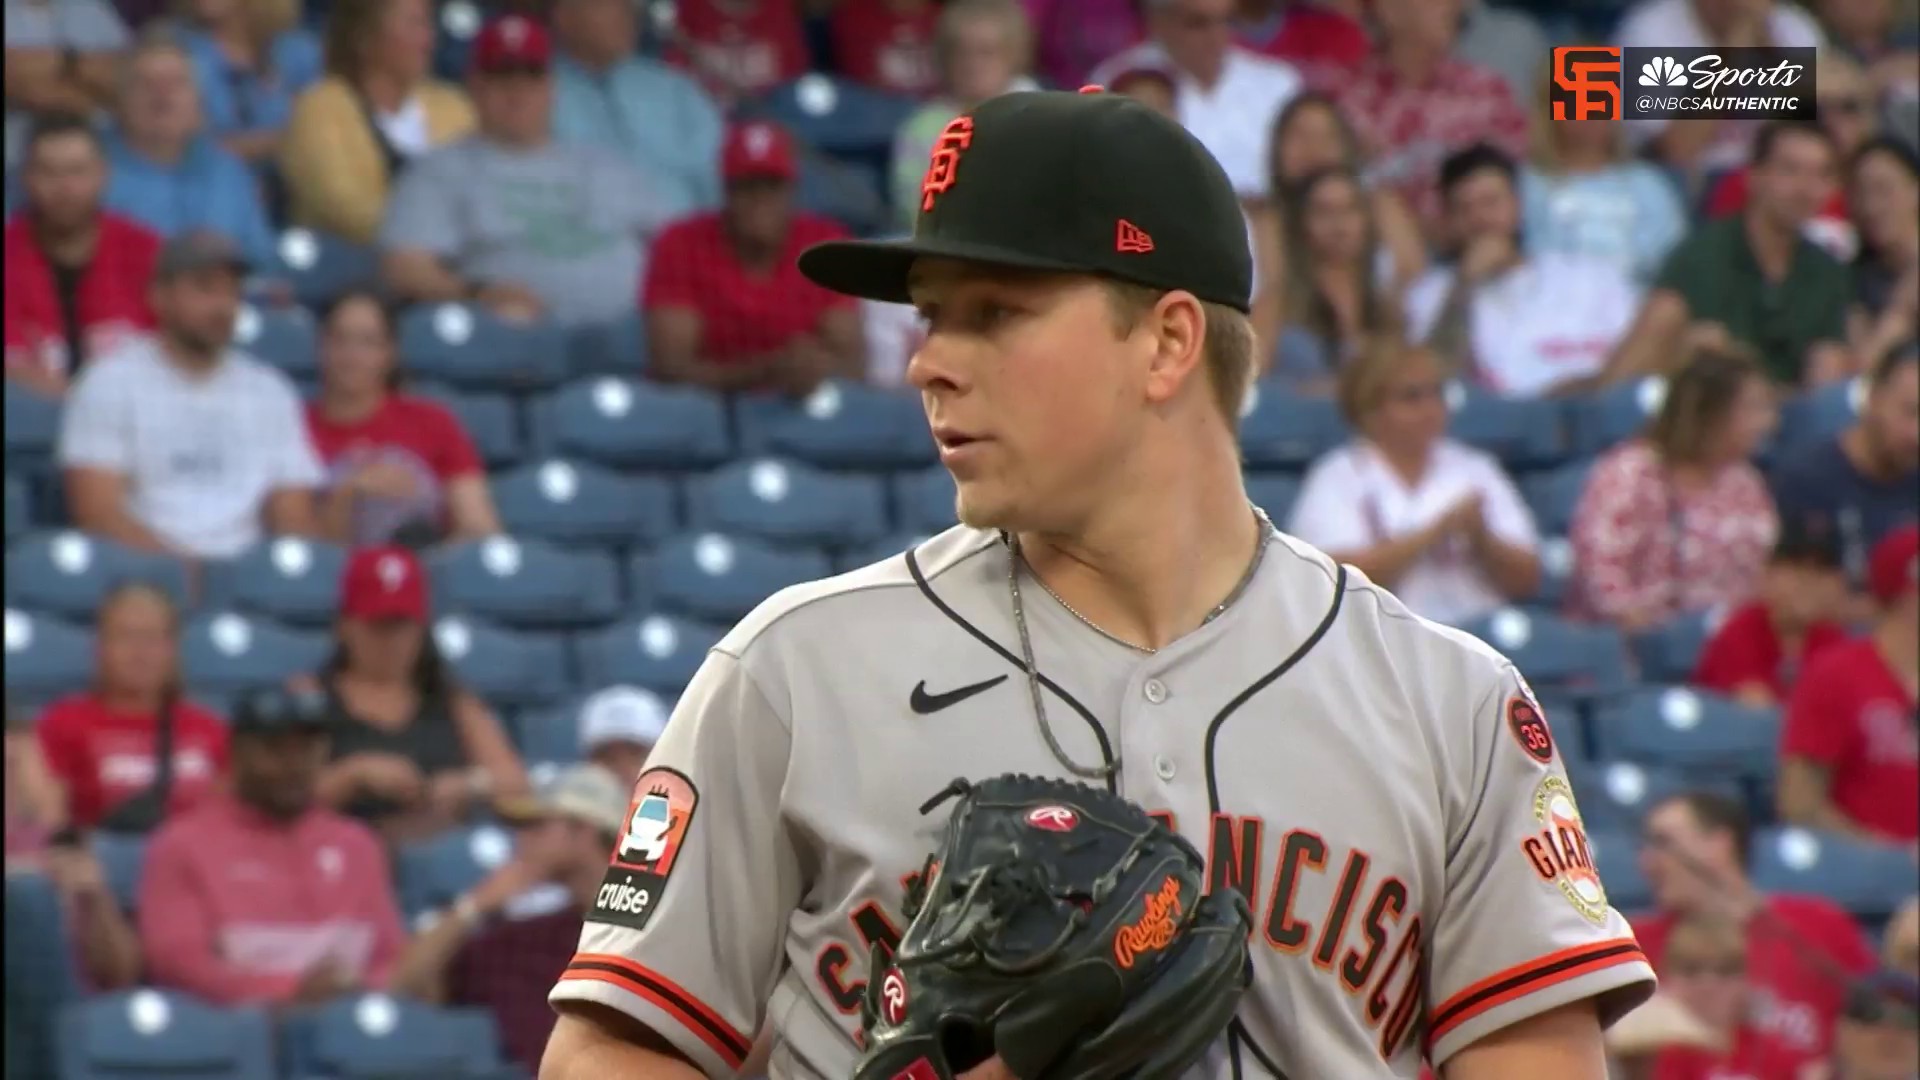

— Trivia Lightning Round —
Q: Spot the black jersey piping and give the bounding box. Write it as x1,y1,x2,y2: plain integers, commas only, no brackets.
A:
1209,561,1349,1080
906,547,1119,792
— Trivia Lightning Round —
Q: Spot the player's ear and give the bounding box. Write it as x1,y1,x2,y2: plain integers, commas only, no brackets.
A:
1140,290,1206,409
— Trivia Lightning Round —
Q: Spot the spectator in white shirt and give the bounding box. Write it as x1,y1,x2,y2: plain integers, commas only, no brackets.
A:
1288,337,1542,625
1087,0,1301,201
58,230,323,559
1406,143,1642,398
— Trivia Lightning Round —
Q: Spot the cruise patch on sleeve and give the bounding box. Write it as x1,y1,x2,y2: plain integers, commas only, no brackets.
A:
591,767,699,931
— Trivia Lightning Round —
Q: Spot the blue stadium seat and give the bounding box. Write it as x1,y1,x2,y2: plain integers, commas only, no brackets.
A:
430,535,621,628
431,615,571,707
1587,829,1654,914
529,378,731,470
281,995,511,1079
1533,693,1590,765
57,990,275,1080
394,822,516,920
1237,380,1346,470
1446,384,1571,469
513,702,582,767
575,613,728,696
1632,609,1723,684
685,459,889,547
734,380,937,470
1458,607,1632,697
566,312,646,377
4,383,63,460
92,832,150,914
492,460,679,547
893,466,958,534
202,537,350,628
430,0,486,80
1777,376,1865,453
5,472,30,541
4,607,92,702
1567,377,1665,457
1244,472,1302,526
649,533,833,624
398,303,569,392
4,531,192,621
1562,759,1698,833
179,612,329,697
6,873,80,1080
231,302,318,379
754,75,917,160
837,533,931,573
276,228,380,310
797,150,892,237
1533,535,1577,609
1590,686,1781,783
418,387,524,468
1522,459,1596,537
1750,827,1918,920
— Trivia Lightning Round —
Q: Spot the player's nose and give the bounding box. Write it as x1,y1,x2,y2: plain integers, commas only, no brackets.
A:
906,332,973,397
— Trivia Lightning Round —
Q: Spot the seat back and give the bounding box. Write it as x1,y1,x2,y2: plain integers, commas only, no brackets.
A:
1750,827,1920,920
204,537,350,628
431,615,572,707
1237,380,1346,469
4,607,92,702
5,531,192,621
430,536,622,628
575,612,730,696
650,533,833,624
530,378,731,470
58,990,275,1080
1591,686,1781,783
685,459,889,547
734,380,937,469
179,612,329,696
492,460,680,547
282,994,508,1079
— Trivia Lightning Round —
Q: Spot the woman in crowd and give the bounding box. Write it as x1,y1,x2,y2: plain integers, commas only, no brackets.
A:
1265,166,1400,387
1569,345,1780,632
889,0,1034,231
280,0,473,243
174,0,322,166
305,288,500,547
1287,337,1542,626
1520,79,1687,283
34,583,229,832
1846,137,1920,371
302,546,525,845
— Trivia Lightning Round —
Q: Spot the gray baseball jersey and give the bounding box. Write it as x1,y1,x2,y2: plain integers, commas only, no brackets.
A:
550,526,1656,1078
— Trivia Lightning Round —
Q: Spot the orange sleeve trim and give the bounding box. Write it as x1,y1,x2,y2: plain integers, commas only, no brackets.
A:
1427,937,1647,1046
560,953,752,1068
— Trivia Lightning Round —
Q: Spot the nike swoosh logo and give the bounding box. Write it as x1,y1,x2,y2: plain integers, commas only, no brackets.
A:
909,675,1009,715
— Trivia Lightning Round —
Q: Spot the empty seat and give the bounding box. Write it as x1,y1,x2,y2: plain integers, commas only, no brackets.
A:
1533,535,1577,610
92,832,150,914
566,312,646,377
57,989,275,1080
394,822,517,920
1776,376,1865,453
492,460,679,547
430,535,621,628
431,615,571,707
420,387,524,468
178,612,329,697
1590,686,1781,783
4,383,62,460
575,613,728,696
1458,607,1631,697
399,303,570,392
1244,472,1302,526
735,380,937,469
1522,460,1596,537
4,608,93,702
202,537,350,627
1587,829,1654,913
1238,380,1345,470
893,466,957,534
754,75,917,159
530,378,731,470
4,531,193,621
1632,609,1724,684
1447,384,1571,469
1562,758,1740,834
231,302,318,378
1567,377,1664,458
649,533,834,624
277,227,380,310
686,458,889,547
281,994,511,1079
1750,827,1918,919
514,702,583,766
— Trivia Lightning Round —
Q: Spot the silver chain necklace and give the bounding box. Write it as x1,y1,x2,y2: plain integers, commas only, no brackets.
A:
1005,506,1276,780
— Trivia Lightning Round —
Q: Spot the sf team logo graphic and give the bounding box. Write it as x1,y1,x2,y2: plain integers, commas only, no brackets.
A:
1521,775,1608,925
590,767,699,931
920,116,974,211
1551,46,1623,120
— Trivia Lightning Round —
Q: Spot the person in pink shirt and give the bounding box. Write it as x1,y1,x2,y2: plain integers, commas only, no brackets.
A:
138,686,407,1008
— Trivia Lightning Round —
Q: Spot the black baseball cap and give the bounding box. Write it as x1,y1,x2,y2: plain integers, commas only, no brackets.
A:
229,686,330,736
797,88,1253,313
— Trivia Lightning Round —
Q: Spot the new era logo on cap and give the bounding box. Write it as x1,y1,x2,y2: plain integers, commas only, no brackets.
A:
1116,220,1153,254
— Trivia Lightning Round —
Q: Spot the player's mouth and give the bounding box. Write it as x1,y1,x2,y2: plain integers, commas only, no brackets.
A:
932,427,990,464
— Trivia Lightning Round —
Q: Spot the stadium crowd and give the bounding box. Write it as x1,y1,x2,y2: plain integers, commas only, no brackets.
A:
3,0,1918,1077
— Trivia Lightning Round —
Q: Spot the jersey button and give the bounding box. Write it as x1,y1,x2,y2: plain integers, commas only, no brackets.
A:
1154,755,1176,780
1143,679,1168,704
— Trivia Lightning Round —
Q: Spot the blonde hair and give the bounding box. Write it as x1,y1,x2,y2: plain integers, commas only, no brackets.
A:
1334,335,1433,429
1104,282,1257,432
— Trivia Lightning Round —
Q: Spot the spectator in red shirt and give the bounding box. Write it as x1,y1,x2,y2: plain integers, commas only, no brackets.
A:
35,582,229,832
1234,0,1370,78
833,0,939,97
644,120,867,397
1646,911,1829,1080
306,288,502,547
1692,516,1851,707
1779,524,1920,848
3,112,161,398
667,0,808,105
1635,790,1879,1072
139,686,407,1007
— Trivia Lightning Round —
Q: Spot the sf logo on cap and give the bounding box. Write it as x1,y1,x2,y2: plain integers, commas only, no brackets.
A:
920,116,974,212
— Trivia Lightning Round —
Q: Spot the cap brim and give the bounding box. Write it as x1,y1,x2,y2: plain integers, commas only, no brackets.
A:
797,236,1098,305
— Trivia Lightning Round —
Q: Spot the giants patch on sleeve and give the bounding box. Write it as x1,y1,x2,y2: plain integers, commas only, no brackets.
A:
590,767,698,931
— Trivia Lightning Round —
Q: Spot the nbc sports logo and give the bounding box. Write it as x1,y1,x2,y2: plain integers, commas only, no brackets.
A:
1639,56,1688,86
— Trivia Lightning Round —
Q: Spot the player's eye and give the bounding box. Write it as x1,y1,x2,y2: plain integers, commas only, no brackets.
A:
970,303,1015,331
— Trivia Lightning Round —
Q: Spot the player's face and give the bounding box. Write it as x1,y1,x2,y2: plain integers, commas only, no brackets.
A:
907,262,1153,533
1865,362,1920,473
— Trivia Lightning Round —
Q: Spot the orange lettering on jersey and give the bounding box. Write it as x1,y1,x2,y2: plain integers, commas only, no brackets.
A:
1263,828,1327,953
1521,775,1609,925
920,117,974,212
1114,876,1184,969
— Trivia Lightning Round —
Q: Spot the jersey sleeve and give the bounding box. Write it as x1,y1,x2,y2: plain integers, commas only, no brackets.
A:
549,649,801,1078
1425,664,1656,1066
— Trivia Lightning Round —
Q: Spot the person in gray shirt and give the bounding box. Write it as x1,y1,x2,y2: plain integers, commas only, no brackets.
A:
379,15,672,329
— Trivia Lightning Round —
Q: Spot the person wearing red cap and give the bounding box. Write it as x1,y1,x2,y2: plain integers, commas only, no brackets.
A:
1779,524,1920,849
301,546,527,844
380,15,672,328
641,120,866,396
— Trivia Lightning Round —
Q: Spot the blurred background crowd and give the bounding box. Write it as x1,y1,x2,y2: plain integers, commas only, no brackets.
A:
2,0,1918,1077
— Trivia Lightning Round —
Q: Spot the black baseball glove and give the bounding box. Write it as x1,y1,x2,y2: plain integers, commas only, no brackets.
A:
852,774,1254,1080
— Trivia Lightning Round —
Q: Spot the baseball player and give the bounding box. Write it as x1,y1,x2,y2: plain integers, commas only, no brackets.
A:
541,88,1655,1079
